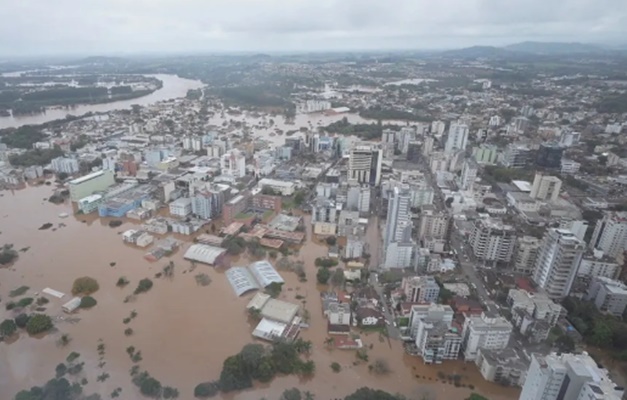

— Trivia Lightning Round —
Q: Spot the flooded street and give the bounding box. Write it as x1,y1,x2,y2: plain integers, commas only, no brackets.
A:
0,184,519,400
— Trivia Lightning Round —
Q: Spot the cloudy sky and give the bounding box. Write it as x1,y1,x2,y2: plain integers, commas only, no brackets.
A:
2,0,627,56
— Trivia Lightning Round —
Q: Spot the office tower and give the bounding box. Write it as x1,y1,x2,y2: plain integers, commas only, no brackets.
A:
444,123,469,154
530,173,562,202
590,212,627,259
519,353,623,400
468,217,516,264
536,143,564,169
348,144,383,186
533,229,585,300
461,312,512,362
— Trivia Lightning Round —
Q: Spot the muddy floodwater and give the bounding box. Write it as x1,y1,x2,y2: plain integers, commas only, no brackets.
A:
0,184,519,400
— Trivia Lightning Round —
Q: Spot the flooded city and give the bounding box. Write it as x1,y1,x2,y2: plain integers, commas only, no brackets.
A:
0,182,519,400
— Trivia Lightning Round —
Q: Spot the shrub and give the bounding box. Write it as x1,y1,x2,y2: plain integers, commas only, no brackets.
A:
140,377,162,398
14,313,29,328
162,387,179,399
316,267,331,284
79,296,97,308
55,363,67,378
116,277,129,287
5,302,16,310
194,381,219,398
66,351,80,363
269,250,278,259
331,362,341,373
72,277,99,295
0,319,17,337
9,286,29,297
124,328,134,336
134,278,153,295
36,297,49,306
25,314,53,335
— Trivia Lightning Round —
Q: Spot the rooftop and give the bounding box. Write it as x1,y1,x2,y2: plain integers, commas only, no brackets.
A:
260,298,300,324
183,244,227,265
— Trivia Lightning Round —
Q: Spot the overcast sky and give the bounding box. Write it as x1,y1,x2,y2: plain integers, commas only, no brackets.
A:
2,0,627,56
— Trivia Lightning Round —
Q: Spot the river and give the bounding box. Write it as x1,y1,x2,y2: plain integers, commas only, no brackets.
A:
0,74,204,129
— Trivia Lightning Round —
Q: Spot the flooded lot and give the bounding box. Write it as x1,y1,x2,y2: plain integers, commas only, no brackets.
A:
0,184,519,400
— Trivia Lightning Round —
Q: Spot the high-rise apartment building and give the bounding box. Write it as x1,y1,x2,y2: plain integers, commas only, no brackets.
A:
530,173,562,202
468,217,516,263
221,149,246,178
460,159,478,191
590,212,627,259
519,353,623,400
462,312,513,362
383,185,413,269
401,276,440,303
348,144,383,186
444,123,469,154
514,236,541,275
502,144,531,168
51,156,80,174
533,229,585,300
418,206,449,241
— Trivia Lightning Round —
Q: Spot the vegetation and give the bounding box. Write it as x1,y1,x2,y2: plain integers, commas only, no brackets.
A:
316,267,331,284
330,268,345,287
16,297,34,308
0,319,17,337
9,285,30,297
13,377,86,400
66,352,80,363
344,387,405,400
125,328,134,336
265,282,283,298
1,126,46,149
466,395,490,400
25,314,53,335
323,117,396,140
116,276,129,287
483,165,534,183
217,340,314,392
194,381,219,398
71,277,99,295
14,313,29,328
36,297,49,306
331,362,341,373
195,273,212,286
369,359,391,375
57,334,71,347
223,236,247,256
134,278,154,294
0,244,19,265
8,148,64,167
597,92,627,114
314,257,338,268
79,296,97,308
359,106,427,121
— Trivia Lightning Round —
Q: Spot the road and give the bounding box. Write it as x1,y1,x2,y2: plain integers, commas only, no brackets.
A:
369,272,401,340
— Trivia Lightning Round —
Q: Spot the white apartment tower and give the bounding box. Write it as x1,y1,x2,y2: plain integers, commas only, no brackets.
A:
444,123,469,154
461,312,513,362
533,229,585,300
590,212,627,259
220,149,246,178
383,185,413,269
530,173,562,202
460,158,478,191
520,353,623,400
468,217,516,264
418,206,449,240
514,236,542,275
348,144,383,186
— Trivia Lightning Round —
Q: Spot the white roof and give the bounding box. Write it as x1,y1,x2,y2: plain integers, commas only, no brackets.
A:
249,261,284,288
183,244,226,265
69,170,105,185
512,180,532,192
258,178,295,188
226,267,260,296
260,298,299,323
247,292,271,310
252,318,287,341
79,194,103,203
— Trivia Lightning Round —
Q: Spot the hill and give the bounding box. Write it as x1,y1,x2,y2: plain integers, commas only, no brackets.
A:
504,41,604,54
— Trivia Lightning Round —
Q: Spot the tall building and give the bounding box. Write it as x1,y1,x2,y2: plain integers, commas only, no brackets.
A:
533,229,585,300
585,276,627,317
221,149,246,178
514,236,541,275
530,174,562,202
384,242,414,269
519,353,623,400
472,144,498,165
348,144,383,186
191,189,223,220
468,217,516,264
461,312,513,362
558,219,588,242
536,143,564,169
431,121,446,137
401,276,440,303
415,312,462,364
418,206,449,241
347,184,371,215
502,144,531,168
460,159,478,191
590,212,627,259
51,157,79,174
383,185,412,268
422,136,434,157
69,170,115,202
444,123,469,154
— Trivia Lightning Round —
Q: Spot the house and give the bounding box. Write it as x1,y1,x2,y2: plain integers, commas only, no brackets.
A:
354,306,385,327
450,297,483,316
328,302,351,326
333,336,363,350
62,297,82,313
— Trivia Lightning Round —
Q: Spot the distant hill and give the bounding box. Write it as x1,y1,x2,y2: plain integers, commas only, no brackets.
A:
440,45,513,59
503,41,604,54
73,56,128,65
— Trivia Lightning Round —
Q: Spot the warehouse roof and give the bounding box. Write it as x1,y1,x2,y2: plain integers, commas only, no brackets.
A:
260,298,299,324
250,260,284,288
226,267,260,296
183,244,227,265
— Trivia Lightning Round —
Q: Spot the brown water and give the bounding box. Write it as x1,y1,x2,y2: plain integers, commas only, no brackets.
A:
0,185,519,400
0,74,204,129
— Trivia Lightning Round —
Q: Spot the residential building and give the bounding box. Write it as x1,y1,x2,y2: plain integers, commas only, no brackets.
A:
348,143,383,186
585,276,627,316
221,149,246,178
328,302,351,326
51,156,79,174
69,170,115,202
514,236,541,275
384,242,414,269
536,143,564,169
169,198,192,217
460,159,478,191
590,212,627,259
519,353,623,400
558,219,588,242
258,178,296,196
415,317,462,364
222,194,249,225
533,229,585,300
444,123,469,154
502,144,531,168
577,250,619,279
468,216,516,264
530,174,562,202
560,159,581,175
344,236,364,259
347,184,370,215
507,289,563,326
461,312,513,362
191,190,220,220
472,145,498,165
408,303,454,339
422,136,434,157
431,121,446,136
475,348,528,387
401,276,440,303
383,185,412,268
418,206,449,241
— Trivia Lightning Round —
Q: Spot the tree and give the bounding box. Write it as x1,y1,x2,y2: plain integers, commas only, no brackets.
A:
0,319,17,337
317,267,331,284
25,314,53,335
555,335,575,353
331,362,341,373
194,382,219,398
298,360,315,376
134,278,153,294
325,236,337,246
466,395,489,400
265,282,283,298
14,313,30,328
344,388,403,400
281,388,302,400
219,355,252,392
371,359,391,375
140,377,162,398
591,321,613,347
79,296,97,308
162,387,179,399
330,268,345,287
240,344,266,374
72,277,99,295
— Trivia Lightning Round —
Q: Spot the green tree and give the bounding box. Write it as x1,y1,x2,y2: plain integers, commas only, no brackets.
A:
25,314,53,335
79,296,97,308
555,335,575,353
134,278,153,294
344,387,403,400
219,355,252,392
0,319,17,337
265,282,283,298
15,313,30,328
240,344,266,374
331,362,341,373
325,236,337,246
591,321,613,347
72,277,99,295
317,267,331,284
140,377,162,398
330,268,345,287
193,381,219,398
281,388,302,400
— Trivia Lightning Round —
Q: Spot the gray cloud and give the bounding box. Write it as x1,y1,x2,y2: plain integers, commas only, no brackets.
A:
1,0,626,56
